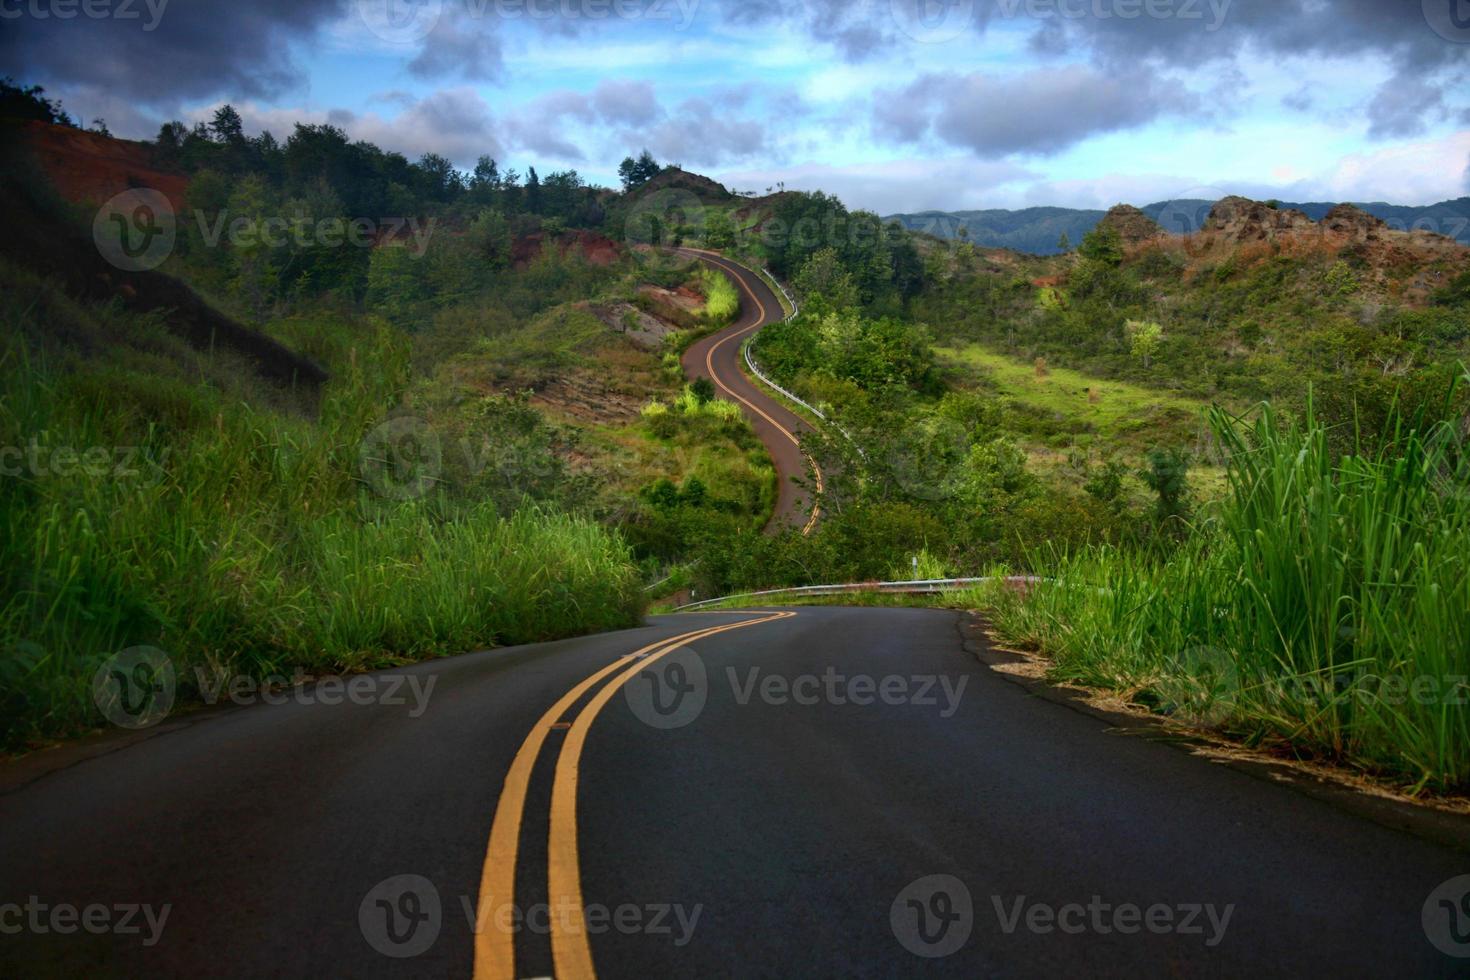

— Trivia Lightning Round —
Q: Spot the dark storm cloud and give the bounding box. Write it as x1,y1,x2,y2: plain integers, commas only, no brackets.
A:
878,64,1197,157
961,0,1468,140
733,1,1468,140
0,0,348,103
407,8,505,81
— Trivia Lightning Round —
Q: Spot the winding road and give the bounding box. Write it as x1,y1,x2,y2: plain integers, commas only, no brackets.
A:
677,249,821,534
2,607,1468,977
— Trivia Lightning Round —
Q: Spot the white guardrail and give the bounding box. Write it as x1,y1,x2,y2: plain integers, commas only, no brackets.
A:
744,266,867,459
673,576,1042,611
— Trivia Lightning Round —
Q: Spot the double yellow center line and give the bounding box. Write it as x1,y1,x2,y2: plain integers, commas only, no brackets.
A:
472,611,795,980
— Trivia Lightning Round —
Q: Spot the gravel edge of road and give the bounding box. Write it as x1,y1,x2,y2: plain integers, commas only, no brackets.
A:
954,609,1470,854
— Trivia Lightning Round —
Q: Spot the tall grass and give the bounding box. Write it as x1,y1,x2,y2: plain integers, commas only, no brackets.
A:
988,397,1470,793
0,264,644,745
700,267,740,324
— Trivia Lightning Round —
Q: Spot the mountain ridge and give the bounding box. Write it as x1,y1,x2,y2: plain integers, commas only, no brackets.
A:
886,197,1470,255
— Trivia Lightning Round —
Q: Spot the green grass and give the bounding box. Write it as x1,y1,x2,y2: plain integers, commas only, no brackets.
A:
935,343,1212,446
699,267,740,324
983,395,1470,794
0,259,645,747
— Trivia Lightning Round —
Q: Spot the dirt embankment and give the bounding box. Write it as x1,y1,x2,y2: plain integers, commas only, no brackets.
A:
18,120,190,211
6,122,325,393
511,230,623,269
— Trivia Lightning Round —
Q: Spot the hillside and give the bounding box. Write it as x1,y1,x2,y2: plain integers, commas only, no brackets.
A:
886,196,1470,255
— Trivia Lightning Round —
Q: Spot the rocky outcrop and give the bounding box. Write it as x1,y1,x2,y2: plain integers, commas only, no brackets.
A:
1098,204,1165,245
1204,196,1316,241
1321,203,1387,239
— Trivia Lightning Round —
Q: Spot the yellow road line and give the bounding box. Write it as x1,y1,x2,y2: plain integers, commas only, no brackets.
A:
471,612,794,980
691,252,824,535
547,611,795,980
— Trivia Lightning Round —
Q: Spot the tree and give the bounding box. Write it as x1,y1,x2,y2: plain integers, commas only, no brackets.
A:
705,209,735,249
618,149,661,191
794,248,859,311
468,209,511,268
472,156,500,190
0,77,74,126
1078,224,1123,267
1125,319,1164,368
1141,448,1191,525
525,166,542,213
417,152,461,203
1057,231,1072,252
210,104,245,145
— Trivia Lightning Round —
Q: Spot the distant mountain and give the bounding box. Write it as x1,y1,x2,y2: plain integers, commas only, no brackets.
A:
885,198,1470,255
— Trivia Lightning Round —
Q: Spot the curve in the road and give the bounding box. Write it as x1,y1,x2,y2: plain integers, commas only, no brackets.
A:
677,249,822,535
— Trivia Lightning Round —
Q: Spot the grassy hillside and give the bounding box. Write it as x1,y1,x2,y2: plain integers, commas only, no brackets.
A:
0,256,645,745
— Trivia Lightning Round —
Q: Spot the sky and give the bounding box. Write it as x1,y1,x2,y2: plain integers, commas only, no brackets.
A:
5,0,1470,214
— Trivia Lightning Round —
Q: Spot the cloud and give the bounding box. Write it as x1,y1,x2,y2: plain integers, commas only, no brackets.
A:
716,157,1038,214
407,8,505,82
0,0,343,105
1365,70,1446,139
642,97,765,167
1012,131,1470,209
592,80,663,127
217,88,505,167
878,64,1197,157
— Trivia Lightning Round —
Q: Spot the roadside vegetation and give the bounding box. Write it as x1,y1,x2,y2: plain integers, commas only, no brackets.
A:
0,256,643,745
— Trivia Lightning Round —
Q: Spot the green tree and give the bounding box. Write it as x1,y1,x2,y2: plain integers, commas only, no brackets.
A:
468,209,512,268
1125,319,1165,368
794,247,859,311
210,104,245,145
618,149,661,191
1141,448,1191,525
705,209,736,249
1078,223,1123,267
525,166,542,213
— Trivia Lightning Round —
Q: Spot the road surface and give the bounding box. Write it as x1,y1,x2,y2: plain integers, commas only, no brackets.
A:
678,250,821,534
2,607,1468,977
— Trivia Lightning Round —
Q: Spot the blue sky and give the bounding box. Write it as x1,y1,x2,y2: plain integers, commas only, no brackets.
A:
8,0,1470,213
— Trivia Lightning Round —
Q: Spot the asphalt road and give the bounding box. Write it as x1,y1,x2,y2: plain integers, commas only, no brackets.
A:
677,250,820,534
3,607,1468,978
